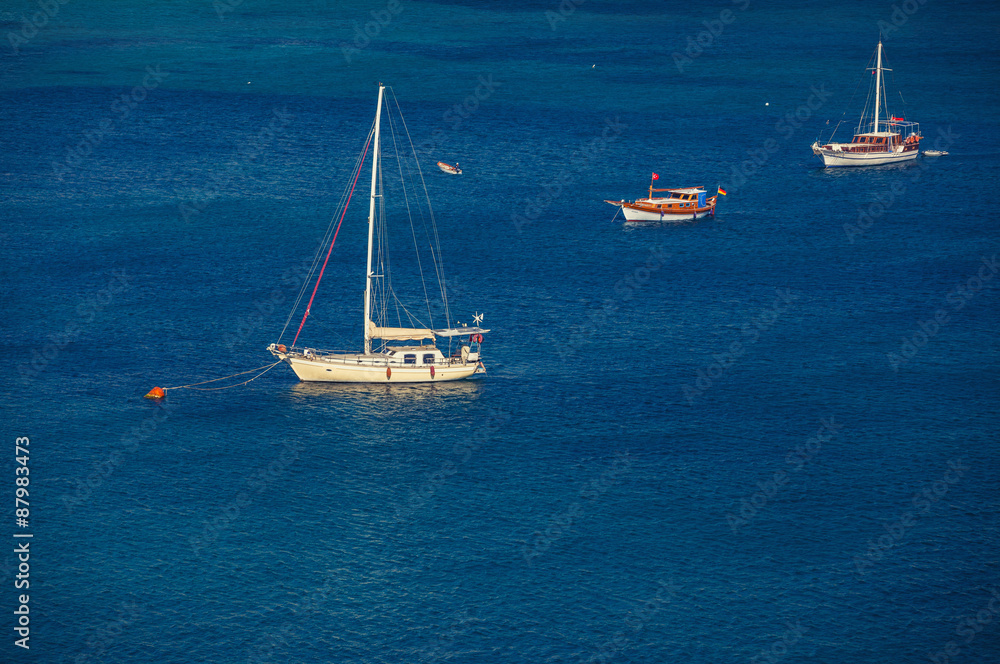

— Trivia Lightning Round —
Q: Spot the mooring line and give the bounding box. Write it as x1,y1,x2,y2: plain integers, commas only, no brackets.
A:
145,361,282,398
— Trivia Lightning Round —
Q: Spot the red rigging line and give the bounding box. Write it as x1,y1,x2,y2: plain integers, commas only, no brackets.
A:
291,134,374,347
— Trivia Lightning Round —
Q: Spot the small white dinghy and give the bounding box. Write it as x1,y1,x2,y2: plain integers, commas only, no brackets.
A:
437,161,462,175
922,150,949,156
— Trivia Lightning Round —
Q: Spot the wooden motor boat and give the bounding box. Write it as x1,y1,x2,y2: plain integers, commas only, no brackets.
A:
605,184,717,222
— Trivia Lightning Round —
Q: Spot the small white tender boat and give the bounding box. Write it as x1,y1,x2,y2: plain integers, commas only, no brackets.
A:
437,161,462,175
922,150,948,156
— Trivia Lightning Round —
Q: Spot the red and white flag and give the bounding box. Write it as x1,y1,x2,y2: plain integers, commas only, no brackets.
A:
651,173,659,180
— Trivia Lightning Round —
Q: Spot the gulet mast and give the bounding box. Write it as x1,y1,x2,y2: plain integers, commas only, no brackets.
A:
363,83,384,355
874,40,883,134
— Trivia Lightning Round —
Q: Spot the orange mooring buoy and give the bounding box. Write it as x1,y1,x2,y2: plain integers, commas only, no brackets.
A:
140,361,282,400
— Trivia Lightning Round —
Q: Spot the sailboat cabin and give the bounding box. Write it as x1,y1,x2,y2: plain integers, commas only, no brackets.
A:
642,187,708,209
841,123,921,154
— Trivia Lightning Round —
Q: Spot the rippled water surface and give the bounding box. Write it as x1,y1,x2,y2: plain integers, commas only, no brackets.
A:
2,1,999,662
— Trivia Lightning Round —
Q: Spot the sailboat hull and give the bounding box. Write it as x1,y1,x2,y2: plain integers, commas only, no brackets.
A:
811,144,919,167
280,354,481,383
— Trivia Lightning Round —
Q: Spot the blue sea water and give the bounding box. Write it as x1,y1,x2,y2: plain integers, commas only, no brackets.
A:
1,0,999,662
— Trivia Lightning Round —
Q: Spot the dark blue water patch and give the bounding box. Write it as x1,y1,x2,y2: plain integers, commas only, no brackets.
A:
367,36,593,63
2,1,1000,662
414,0,654,14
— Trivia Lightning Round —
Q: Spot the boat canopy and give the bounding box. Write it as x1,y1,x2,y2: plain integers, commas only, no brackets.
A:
367,321,490,339
432,326,491,337
367,320,435,340
855,131,901,137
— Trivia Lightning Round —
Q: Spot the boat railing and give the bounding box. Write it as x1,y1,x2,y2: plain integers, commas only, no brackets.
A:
635,197,716,212
823,142,898,154
843,144,893,154
284,345,355,356
282,346,473,367
888,120,920,136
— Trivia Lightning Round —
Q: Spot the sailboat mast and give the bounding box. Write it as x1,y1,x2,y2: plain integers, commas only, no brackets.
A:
874,41,883,134
363,83,384,355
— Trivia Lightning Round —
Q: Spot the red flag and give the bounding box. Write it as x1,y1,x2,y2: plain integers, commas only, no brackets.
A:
651,173,659,180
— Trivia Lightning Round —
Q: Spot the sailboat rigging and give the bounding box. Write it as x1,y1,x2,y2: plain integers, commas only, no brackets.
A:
267,83,489,383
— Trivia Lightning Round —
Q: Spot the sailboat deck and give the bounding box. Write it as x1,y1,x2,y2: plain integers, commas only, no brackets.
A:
286,347,471,367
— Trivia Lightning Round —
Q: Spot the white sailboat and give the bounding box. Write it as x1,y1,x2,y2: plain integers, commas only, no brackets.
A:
267,84,489,383
811,40,922,167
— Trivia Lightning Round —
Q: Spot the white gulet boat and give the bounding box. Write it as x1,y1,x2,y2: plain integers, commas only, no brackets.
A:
267,84,489,383
811,40,922,167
